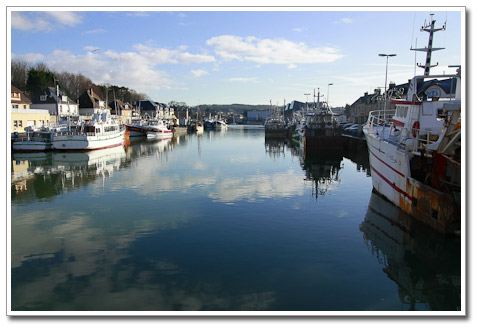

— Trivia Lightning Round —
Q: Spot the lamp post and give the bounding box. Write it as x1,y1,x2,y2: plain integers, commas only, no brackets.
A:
304,93,310,110
327,83,333,110
378,54,396,111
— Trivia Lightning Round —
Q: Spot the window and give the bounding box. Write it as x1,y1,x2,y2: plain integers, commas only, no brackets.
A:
18,120,23,127
12,104,19,109
13,120,18,127
40,95,47,101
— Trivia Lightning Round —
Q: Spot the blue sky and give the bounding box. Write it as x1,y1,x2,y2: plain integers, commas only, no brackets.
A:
9,7,464,107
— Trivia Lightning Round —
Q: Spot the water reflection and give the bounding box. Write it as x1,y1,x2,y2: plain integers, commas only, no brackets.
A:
343,137,370,176
360,191,461,310
11,130,460,312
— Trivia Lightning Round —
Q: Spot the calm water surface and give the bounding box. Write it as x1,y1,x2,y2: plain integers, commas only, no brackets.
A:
10,126,461,312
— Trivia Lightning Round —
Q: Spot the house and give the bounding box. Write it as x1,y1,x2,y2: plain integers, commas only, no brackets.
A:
78,88,110,117
348,89,383,125
11,85,31,110
11,85,51,133
136,100,159,118
30,86,79,121
109,99,133,124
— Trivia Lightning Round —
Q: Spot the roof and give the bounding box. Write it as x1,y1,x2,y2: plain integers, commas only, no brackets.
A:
31,87,75,105
11,85,32,104
79,88,109,109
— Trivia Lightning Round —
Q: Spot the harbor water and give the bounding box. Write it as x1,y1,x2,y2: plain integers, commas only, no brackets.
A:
10,126,461,312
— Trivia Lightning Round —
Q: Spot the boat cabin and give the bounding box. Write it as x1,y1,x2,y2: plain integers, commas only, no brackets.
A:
391,75,459,139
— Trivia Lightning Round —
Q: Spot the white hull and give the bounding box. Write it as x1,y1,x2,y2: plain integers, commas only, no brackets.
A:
146,130,173,139
52,130,125,151
364,129,411,207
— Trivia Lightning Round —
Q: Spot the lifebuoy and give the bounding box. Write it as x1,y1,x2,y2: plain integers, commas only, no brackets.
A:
412,121,420,137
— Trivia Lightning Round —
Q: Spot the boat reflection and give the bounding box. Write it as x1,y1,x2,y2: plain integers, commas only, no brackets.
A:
264,137,288,159
360,191,461,310
289,140,344,199
12,146,127,201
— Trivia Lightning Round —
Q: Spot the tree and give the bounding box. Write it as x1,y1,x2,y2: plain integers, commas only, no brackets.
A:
26,67,55,99
11,58,31,91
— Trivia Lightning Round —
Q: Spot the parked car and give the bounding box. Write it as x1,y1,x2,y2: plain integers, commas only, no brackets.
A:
344,124,359,136
340,123,354,130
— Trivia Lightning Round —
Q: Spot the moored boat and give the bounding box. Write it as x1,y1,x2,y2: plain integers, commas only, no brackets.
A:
125,118,147,137
12,124,69,152
145,119,173,139
52,112,125,151
362,16,461,234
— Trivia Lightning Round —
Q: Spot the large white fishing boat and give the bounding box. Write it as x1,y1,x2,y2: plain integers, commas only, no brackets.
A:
52,112,125,151
363,16,461,234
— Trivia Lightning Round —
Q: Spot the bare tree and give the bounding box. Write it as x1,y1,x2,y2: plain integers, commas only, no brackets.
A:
11,58,31,90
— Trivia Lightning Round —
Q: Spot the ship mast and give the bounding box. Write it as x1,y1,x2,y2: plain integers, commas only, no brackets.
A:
411,13,446,76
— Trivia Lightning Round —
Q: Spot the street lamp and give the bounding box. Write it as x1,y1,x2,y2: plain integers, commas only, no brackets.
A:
304,93,310,110
378,54,396,110
327,83,333,110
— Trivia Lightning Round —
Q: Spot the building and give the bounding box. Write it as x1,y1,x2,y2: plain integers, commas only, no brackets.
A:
30,86,79,121
78,88,110,117
109,99,133,124
11,85,51,133
11,85,31,110
247,110,272,123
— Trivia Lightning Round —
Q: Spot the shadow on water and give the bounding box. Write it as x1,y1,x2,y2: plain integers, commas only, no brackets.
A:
360,190,461,311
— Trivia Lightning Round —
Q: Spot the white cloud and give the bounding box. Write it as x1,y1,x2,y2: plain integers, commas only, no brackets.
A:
83,28,106,35
228,77,258,83
11,11,82,32
126,11,150,17
334,18,353,24
45,11,83,26
132,43,216,65
206,35,343,65
18,42,216,93
11,12,35,31
191,69,208,78
12,52,46,62
293,27,306,32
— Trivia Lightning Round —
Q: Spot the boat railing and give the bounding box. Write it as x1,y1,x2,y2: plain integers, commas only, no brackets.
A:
366,110,395,131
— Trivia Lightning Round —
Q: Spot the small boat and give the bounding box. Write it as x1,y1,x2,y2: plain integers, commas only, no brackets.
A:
52,111,125,151
362,15,461,234
204,119,227,129
145,119,173,139
12,125,68,152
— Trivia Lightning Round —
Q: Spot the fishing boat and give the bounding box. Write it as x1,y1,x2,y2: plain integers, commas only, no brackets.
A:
264,101,287,138
125,118,147,137
12,124,69,152
52,111,125,151
362,15,461,234
145,119,173,139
